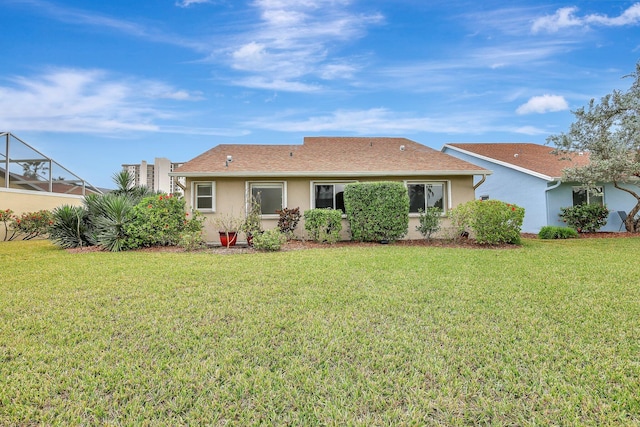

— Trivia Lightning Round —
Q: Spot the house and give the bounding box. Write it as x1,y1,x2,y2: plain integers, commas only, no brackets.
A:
1,132,102,240
170,137,491,243
441,142,632,233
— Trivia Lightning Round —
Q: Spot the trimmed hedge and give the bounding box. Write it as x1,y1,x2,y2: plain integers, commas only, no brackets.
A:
344,181,409,242
303,208,343,243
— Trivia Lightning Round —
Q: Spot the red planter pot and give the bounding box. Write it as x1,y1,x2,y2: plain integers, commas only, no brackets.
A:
219,231,238,247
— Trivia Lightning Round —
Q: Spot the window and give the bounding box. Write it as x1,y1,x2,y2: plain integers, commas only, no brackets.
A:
313,183,350,212
407,182,445,213
193,182,215,210
250,182,284,214
572,186,603,206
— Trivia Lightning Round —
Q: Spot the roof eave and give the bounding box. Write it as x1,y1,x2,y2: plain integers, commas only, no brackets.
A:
170,170,492,178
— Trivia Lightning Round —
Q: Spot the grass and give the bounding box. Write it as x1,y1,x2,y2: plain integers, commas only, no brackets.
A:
1,238,640,425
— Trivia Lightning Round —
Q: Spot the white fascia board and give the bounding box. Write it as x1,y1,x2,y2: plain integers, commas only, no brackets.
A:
442,144,555,181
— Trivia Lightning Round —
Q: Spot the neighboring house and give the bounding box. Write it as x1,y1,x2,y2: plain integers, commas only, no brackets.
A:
170,136,491,243
442,142,632,233
1,132,102,240
122,158,185,195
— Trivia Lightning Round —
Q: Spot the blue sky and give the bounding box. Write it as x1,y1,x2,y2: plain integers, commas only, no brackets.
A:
1,0,639,189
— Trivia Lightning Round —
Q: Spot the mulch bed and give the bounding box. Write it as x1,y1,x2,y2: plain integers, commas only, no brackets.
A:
65,232,640,254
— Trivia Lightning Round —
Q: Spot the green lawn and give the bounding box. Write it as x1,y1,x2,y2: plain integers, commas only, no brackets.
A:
1,238,639,425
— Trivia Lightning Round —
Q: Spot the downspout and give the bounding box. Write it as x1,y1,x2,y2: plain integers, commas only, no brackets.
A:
473,174,487,191
173,177,186,192
544,180,562,226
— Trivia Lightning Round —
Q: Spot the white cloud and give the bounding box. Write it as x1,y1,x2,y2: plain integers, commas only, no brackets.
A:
532,3,640,33
516,94,569,115
244,108,496,134
223,0,383,90
231,76,322,92
514,125,550,135
175,0,212,7
319,63,358,80
586,3,640,26
0,68,237,135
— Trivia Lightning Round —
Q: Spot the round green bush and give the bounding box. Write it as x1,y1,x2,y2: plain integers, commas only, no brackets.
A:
251,229,287,251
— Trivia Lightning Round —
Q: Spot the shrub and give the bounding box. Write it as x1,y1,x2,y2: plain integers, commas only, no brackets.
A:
416,207,442,240
49,205,91,248
449,200,525,245
2,210,53,241
343,182,409,242
178,230,206,251
251,228,287,251
276,207,301,238
538,226,579,239
559,204,609,233
125,194,190,248
304,208,343,243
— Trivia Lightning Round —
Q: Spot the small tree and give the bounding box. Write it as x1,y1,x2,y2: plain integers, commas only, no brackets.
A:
415,207,442,240
547,62,640,232
241,195,263,240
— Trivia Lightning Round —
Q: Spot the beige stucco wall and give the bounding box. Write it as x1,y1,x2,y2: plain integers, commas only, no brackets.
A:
185,175,478,243
0,188,85,240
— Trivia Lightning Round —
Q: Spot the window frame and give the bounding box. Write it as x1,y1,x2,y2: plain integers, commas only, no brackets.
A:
192,181,216,212
246,181,286,217
310,181,356,214
572,186,604,206
405,181,448,215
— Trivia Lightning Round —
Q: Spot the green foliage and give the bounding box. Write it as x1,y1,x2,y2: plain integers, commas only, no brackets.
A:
49,205,91,248
1,209,53,241
559,203,609,233
110,170,157,202
178,230,206,251
449,200,525,245
547,62,640,231
125,194,195,248
276,207,301,238
87,193,135,252
47,172,200,252
304,208,343,243
251,228,287,251
538,226,579,239
240,195,263,237
415,207,442,240
343,181,409,242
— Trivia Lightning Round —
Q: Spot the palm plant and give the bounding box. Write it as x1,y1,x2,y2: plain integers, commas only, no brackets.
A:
49,205,91,249
111,170,157,202
85,193,134,251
